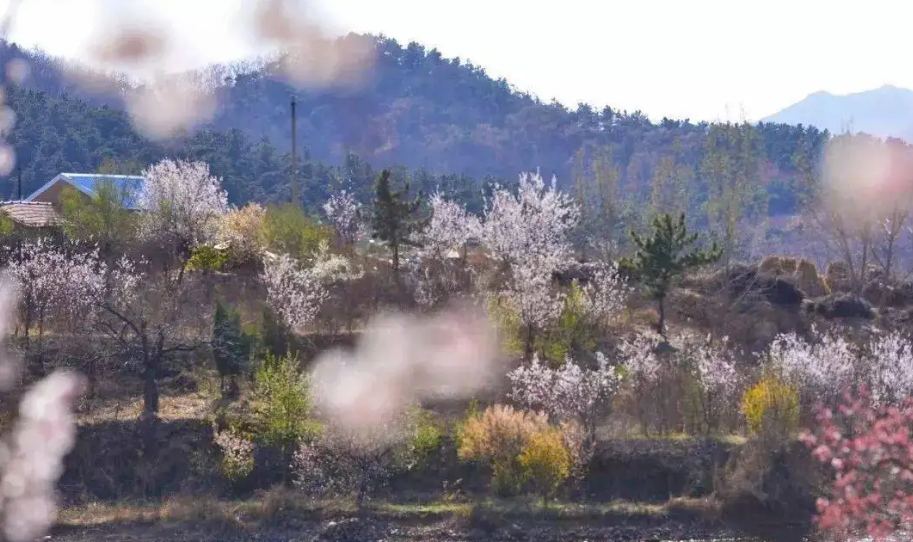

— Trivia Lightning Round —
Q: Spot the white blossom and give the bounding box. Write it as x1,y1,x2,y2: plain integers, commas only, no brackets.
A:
766,329,857,393
8,240,106,331
581,260,630,322
323,190,362,246
617,332,664,382
260,253,328,330
507,353,622,447
0,278,85,542
480,170,580,276
310,240,364,284
866,332,913,406
422,193,480,258
687,336,739,395
137,159,229,248
504,262,565,332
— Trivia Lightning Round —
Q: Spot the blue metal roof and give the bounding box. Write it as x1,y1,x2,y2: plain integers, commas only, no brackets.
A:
25,173,146,209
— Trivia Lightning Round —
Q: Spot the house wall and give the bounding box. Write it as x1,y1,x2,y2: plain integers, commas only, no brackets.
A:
28,181,75,207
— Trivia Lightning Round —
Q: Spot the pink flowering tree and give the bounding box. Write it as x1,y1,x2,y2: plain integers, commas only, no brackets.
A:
480,171,579,273
84,253,212,421
137,158,229,268
294,410,422,509
260,253,329,332
683,335,740,434
507,352,622,450
481,171,580,360
765,328,859,412
580,260,631,326
322,190,363,249
409,193,480,307
802,387,913,540
7,239,105,357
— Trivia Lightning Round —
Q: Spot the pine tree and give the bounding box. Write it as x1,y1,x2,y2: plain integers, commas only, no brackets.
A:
370,169,426,274
621,213,722,335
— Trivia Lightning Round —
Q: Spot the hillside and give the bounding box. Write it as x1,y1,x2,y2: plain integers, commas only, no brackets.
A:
762,85,913,141
0,37,830,218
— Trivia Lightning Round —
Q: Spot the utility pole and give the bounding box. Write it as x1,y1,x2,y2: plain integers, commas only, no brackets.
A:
290,95,298,206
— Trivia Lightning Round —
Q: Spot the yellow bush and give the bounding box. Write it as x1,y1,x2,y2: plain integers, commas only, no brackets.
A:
741,373,800,437
519,427,571,501
457,405,550,496
218,203,266,259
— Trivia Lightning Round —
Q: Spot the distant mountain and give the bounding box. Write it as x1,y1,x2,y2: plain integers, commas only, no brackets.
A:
762,85,913,141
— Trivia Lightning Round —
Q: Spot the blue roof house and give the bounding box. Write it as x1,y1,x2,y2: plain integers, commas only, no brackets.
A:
24,173,146,210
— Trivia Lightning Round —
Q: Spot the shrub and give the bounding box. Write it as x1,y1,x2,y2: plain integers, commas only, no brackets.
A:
409,407,443,463
187,244,230,271
293,408,432,508
213,427,255,482
518,427,571,502
457,405,550,496
486,296,524,358
250,353,319,449
260,204,334,262
217,203,266,260
742,372,800,438
259,305,291,359
212,300,253,395
536,281,599,364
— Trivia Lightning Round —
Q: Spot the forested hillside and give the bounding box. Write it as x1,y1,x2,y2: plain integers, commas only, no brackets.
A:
0,37,831,222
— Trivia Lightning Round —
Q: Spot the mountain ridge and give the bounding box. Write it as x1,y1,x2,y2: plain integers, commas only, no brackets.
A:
762,85,913,141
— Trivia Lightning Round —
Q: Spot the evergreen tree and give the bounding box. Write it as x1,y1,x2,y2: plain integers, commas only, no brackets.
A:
212,300,250,397
621,212,722,335
370,169,426,274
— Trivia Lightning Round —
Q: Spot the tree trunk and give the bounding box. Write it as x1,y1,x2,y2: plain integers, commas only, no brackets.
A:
392,240,400,275
524,324,535,362
143,346,160,415
657,297,666,336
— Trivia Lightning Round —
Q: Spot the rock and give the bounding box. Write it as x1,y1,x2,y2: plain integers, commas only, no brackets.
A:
713,263,805,307
314,518,380,542
804,293,874,320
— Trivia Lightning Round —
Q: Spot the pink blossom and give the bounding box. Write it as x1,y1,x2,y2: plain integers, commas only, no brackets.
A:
137,159,229,248
260,253,328,331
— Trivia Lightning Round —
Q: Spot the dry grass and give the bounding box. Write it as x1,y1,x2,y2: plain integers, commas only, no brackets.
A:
77,367,220,425
59,491,687,530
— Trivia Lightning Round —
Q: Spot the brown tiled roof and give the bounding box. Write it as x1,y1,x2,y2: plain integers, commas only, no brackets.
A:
0,201,62,228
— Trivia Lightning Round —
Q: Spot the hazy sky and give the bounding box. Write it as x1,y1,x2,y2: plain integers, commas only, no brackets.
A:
2,0,911,122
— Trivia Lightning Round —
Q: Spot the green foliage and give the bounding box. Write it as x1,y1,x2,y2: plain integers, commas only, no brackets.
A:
259,305,290,359
370,169,427,273
250,352,319,448
489,284,598,366
212,300,253,389
621,212,722,333
188,244,230,272
408,407,443,464
741,372,800,438
1,43,828,223
518,427,572,502
260,204,334,261
59,181,137,244
0,212,13,237
536,281,599,365
486,296,524,358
